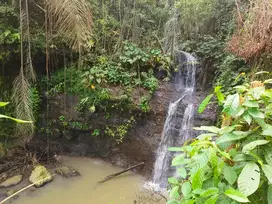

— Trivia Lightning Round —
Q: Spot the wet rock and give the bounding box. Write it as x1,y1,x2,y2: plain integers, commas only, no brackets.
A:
55,166,80,178
29,165,53,187
5,189,16,197
0,172,8,181
0,175,22,188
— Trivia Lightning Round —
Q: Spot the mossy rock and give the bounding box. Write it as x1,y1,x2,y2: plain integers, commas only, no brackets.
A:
29,165,53,187
0,175,22,188
55,166,80,178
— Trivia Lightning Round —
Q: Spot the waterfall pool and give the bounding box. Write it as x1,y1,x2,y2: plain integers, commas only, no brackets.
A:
8,156,165,204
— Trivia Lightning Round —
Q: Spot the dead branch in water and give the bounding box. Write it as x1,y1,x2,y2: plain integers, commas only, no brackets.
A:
98,162,145,183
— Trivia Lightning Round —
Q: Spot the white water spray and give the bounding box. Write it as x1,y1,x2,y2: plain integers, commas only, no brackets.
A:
152,50,197,189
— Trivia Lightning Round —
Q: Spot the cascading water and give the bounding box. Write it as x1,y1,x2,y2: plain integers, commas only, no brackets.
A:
152,50,197,189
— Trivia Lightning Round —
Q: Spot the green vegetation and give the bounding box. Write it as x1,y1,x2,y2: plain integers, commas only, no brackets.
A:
168,75,272,203
0,1,272,202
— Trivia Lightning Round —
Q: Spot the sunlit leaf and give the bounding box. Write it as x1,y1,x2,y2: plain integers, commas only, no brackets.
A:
262,125,272,137
262,165,272,184
225,188,249,203
243,100,259,108
0,114,32,123
204,194,219,204
200,187,219,197
168,177,179,185
242,140,269,153
223,166,237,185
214,86,225,104
198,94,214,113
223,93,240,116
177,167,187,179
170,186,179,199
248,108,264,119
0,102,9,107
194,126,220,133
182,181,192,197
243,113,252,125
238,163,260,196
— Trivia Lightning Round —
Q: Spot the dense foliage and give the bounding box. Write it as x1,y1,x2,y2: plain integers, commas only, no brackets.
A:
168,75,272,204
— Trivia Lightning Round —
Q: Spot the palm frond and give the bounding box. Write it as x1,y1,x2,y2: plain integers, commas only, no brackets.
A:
12,71,35,140
12,0,36,141
46,0,93,52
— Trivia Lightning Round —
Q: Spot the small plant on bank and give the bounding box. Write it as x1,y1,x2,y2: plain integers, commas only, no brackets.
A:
168,75,272,204
91,129,100,137
139,96,151,113
105,116,136,144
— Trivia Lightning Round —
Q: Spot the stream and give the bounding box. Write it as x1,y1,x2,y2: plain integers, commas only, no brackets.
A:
10,156,164,204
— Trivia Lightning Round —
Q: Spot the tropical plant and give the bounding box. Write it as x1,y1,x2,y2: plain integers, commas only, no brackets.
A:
168,75,272,204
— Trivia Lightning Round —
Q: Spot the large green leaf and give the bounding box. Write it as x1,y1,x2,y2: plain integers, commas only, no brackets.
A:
238,162,260,196
249,86,265,100
182,181,192,197
243,113,252,125
170,186,179,199
262,165,272,184
197,133,217,140
177,167,187,179
168,177,179,185
219,126,237,135
192,168,205,190
0,114,32,123
217,131,250,144
248,108,265,119
223,93,240,116
194,126,220,134
242,140,269,153
223,166,237,185
225,188,249,203
198,94,214,113
233,154,255,162
262,125,272,137
0,102,9,107
265,148,272,164
204,194,219,204
268,185,272,204
172,155,190,166
200,187,219,198
243,100,259,108
214,86,225,104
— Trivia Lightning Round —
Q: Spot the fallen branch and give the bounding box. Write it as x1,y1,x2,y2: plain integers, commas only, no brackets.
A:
98,162,145,183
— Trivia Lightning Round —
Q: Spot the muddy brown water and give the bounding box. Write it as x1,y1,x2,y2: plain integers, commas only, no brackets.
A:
8,156,165,204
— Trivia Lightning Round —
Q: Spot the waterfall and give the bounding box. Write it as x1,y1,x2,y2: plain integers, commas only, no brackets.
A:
152,50,197,189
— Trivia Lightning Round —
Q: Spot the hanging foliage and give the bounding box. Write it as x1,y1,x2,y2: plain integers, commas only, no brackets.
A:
45,0,93,52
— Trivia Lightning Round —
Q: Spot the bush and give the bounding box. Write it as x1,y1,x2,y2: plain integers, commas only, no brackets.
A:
168,75,272,204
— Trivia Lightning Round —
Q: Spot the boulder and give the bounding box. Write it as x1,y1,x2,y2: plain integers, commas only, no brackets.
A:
55,166,80,178
0,175,22,188
29,165,53,187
